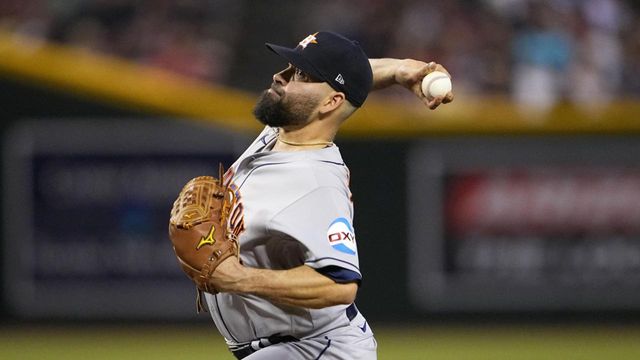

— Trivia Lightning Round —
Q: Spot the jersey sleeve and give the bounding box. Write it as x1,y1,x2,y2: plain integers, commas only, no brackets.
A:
267,186,361,280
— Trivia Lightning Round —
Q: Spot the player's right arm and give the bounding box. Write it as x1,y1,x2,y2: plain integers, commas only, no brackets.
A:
207,259,357,309
211,185,361,309
369,58,454,109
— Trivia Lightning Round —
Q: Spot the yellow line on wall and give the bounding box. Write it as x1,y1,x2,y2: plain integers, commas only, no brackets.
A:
1,31,639,136
0,31,261,133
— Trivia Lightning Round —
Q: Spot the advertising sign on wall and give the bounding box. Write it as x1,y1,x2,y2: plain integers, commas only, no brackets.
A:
3,119,248,319
408,138,640,312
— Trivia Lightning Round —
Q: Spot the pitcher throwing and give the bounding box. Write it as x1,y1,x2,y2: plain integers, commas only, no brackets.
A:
169,31,453,359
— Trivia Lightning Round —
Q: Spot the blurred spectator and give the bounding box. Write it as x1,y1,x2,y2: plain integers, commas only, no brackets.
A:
568,0,625,117
623,14,640,95
511,2,573,119
0,0,52,38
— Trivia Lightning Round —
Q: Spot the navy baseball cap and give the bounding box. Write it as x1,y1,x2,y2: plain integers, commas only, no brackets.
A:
266,31,373,107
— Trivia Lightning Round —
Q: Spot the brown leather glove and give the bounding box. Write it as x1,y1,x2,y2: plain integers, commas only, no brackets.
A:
168,165,238,311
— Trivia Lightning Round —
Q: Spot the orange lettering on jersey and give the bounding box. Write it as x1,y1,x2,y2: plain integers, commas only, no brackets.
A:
223,167,235,185
225,183,246,240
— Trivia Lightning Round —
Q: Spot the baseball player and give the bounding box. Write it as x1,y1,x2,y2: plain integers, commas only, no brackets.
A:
170,31,452,359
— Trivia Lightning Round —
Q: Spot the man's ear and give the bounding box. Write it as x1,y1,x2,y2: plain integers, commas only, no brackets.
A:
318,92,346,116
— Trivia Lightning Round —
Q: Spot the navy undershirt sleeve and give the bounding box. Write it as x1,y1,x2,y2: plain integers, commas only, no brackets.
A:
316,265,362,285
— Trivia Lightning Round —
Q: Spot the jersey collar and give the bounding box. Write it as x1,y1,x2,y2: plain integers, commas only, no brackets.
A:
250,128,344,166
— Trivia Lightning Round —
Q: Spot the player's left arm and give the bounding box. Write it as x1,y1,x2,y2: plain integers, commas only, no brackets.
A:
208,259,357,309
369,58,454,110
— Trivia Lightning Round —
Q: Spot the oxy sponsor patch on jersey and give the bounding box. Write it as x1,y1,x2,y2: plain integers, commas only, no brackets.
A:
327,217,356,255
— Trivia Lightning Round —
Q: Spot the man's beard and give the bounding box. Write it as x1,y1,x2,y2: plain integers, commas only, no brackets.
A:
253,90,318,128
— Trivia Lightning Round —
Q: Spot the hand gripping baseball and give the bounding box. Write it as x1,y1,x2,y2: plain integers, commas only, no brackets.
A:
396,59,454,109
168,165,238,311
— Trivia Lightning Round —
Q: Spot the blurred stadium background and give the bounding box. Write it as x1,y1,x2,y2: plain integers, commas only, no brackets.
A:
2,0,640,359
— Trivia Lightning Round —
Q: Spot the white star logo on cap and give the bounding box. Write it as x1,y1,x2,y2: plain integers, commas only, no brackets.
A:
298,32,318,49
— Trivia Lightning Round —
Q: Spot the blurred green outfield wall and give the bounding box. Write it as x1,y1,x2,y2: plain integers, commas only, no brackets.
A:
2,75,640,323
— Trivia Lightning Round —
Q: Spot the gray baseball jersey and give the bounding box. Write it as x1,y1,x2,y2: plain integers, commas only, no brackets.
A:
205,126,376,359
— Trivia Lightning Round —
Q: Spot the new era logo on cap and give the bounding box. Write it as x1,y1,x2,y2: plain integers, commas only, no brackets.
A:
265,31,373,107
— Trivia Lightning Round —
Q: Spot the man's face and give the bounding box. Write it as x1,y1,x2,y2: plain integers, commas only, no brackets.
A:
253,65,324,128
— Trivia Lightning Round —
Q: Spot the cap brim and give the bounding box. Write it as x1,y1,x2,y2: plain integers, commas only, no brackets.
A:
265,43,325,82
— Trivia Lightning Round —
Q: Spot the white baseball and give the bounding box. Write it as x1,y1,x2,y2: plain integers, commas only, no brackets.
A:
421,71,452,98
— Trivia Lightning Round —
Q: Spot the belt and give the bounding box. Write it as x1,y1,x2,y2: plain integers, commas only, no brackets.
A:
230,334,299,359
230,304,359,359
